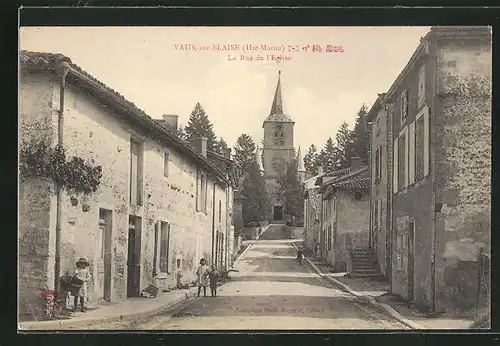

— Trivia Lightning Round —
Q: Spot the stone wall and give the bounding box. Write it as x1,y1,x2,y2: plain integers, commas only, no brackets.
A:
19,74,58,319
434,37,492,314
19,73,232,315
335,190,370,270
370,107,390,277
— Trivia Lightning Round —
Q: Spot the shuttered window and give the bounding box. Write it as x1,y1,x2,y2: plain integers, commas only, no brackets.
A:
129,138,143,205
393,139,398,193
398,133,406,191
409,121,416,185
418,65,426,108
159,222,170,273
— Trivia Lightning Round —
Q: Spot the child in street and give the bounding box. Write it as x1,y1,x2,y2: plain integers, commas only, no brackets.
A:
208,265,220,297
196,258,209,297
296,248,303,266
74,257,90,312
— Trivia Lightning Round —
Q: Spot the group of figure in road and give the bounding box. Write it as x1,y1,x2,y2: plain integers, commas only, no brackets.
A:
196,258,220,297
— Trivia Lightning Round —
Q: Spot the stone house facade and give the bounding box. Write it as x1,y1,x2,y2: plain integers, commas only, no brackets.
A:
19,51,234,319
316,159,370,271
302,169,324,256
371,26,491,314
366,93,393,280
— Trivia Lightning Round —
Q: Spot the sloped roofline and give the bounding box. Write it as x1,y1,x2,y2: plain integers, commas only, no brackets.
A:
20,50,230,186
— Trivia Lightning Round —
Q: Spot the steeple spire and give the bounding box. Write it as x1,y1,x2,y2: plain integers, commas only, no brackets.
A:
269,70,283,115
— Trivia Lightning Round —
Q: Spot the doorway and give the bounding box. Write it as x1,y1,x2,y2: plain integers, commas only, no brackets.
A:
273,205,283,221
127,215,142,298
407,220,415,303
98,208,113,302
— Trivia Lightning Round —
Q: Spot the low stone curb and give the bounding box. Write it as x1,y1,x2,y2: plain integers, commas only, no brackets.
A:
18,288,198,331
233,241,254,267
290,241,425,330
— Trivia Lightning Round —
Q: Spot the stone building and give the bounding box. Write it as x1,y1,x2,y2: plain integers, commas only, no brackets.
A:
261,71,305,222
19,51,234,319
316,158,370,271
302,166,324,256
365,93,393,281
372,26,491,314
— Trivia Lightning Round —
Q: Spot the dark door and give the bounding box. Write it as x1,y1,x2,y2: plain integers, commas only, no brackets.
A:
103,216,112,302
127,219,141,298
407,220,415,302
273,206,283,221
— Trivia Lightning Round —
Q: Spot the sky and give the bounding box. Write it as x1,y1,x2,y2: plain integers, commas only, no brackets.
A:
20,26,431,152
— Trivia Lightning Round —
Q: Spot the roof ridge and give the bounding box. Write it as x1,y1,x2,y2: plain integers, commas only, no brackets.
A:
20,50,230,186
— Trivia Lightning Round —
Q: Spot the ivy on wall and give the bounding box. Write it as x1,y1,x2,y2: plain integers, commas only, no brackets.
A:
19,142,103,196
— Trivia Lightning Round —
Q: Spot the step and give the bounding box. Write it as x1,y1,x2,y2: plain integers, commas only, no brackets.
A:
352,265,379,270
352,256,377,261
349,273,383,279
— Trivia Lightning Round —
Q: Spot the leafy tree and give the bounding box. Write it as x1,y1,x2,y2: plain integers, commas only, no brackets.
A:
347,105,370,164
277,158,304,224
241,161,270,225
217,137,229,156
233,134,257,178
335,121,354,169
303,144,319,176
176,124,189,142
322,137,340,173
184,103,218,151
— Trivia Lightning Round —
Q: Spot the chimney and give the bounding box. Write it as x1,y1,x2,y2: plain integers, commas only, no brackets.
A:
318,165,324,175
201,136,208,158
162,114,178,130
350,156,363,170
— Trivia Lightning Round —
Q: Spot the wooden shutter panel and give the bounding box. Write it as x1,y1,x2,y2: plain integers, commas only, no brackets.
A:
393,138,398,193
424,107,430,177
404,128,409,188
166,223,172,273
409,121,415,185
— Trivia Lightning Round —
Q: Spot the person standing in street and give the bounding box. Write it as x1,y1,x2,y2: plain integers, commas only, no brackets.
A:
196,258,209,297
208,265,220,297
296,248,303,266
73,257,90,312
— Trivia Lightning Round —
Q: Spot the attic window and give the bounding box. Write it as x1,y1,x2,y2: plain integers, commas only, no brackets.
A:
354,191,362,201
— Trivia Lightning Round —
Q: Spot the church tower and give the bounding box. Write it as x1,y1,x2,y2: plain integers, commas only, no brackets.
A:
262,71,295,222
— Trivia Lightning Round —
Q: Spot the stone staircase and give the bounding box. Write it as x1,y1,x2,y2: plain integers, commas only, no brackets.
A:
259,224,289,240
349,248,382,279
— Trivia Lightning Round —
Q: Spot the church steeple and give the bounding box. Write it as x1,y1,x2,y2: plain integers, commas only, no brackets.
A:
269,71,283,115
263,71,294,125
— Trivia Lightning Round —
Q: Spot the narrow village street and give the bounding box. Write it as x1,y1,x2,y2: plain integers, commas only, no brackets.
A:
94,227,408,330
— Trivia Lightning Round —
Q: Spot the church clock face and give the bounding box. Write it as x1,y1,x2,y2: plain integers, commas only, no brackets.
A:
272,158,286,174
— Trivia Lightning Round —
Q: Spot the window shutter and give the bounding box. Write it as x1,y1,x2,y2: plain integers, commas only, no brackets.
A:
378,200,382,230
418,65,426,107
424,107,430,177
166,223,172,273
409,121,415,185
404,129,409,188
196,169,200,211
393,138,398,193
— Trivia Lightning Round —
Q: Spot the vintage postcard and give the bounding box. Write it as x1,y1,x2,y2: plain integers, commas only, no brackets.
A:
18,25,491,331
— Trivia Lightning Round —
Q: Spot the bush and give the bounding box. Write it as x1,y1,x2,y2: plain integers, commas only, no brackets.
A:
20,142,102,196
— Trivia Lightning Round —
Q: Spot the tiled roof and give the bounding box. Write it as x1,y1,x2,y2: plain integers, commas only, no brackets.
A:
324,166,369,191
20,50,230,186
324,167,352,177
